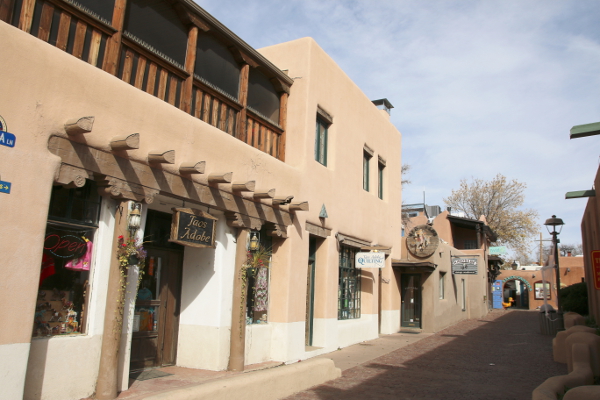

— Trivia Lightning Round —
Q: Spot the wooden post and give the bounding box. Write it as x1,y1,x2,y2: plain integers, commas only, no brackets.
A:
95,200,129,400
102,0,127,75
0,0,16,23
228,228,249,372
278,92,288,161
236,64,250,139
180,25,198,113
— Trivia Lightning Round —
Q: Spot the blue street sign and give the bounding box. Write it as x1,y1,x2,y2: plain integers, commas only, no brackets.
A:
0,180,11,194
0,131,16,148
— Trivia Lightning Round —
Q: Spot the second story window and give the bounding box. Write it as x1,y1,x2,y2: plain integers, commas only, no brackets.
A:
363,145,374,191
315,107,332,166
248,68,280,124
378,157,386,199
195,33,241,99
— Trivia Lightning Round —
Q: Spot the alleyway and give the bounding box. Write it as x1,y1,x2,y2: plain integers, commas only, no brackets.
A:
284,309,567,400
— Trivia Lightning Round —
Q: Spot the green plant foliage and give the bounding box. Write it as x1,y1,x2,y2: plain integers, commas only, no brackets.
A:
559,282,588,315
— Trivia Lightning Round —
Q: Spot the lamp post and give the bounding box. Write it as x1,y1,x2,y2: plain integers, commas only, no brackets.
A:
544,215,564,329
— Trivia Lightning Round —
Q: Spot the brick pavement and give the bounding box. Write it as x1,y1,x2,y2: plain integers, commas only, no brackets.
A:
284,309,567,400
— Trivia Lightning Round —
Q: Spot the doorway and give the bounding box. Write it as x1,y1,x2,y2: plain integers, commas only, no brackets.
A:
401,274,422,328
305,237,316,347
130,210,184,371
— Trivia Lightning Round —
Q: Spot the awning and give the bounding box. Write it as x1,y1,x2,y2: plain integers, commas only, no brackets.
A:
392,259,437,273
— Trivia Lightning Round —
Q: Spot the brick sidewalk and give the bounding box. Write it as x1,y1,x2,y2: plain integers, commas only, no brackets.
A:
284,309,567,400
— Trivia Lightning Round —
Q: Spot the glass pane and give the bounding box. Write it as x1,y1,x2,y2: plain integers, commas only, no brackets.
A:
133,305,158,332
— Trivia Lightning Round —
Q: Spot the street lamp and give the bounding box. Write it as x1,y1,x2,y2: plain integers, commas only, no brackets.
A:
544,215,564,328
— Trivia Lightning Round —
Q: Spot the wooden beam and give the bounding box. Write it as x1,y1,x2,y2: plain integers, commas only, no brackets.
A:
208,172,233,184
110,133,140,151
179,161,206,175
148,150,175,164
253,189,276,199
570,122,600,139
272,195,294,205
47,136,293,227
288,201,309,212
565,190,596,199
231,181,255,192
64,116,94,135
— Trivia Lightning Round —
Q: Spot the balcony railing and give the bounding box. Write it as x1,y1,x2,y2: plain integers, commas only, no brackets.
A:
3,0,287,161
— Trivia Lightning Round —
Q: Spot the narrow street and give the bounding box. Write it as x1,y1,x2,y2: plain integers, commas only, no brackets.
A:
285,309,567,400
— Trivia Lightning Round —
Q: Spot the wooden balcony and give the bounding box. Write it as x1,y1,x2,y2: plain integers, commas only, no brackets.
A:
2,0,289,161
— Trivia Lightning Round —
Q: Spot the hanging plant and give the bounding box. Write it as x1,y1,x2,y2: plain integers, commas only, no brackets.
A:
238,243,271,335
117,235,147,270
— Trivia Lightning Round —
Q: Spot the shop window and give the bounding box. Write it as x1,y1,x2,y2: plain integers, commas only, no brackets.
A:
246,230,272,324
247,68,280,124
534,281,551,300
35,181,101,338
124,0,188,66
195,32,241,99
338,245,361,320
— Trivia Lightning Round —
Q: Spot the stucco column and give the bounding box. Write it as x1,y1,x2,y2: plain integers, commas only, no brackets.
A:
95,200,129,399
228,228,249,371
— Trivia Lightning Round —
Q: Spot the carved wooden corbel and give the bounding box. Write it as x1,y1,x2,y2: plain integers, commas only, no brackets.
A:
225,212,263,230
96,176,158,204
179,161,206,175
265,223,288,239
208,172,233,184
272,195,294,205
110,133,140,151
55,164,92,188
148,150,175,164
64,116,94,135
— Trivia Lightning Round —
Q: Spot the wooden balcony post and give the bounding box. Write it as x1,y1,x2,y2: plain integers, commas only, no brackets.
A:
102,0,127,75
236,64,250,140
278,92,288,161
181,25,198,114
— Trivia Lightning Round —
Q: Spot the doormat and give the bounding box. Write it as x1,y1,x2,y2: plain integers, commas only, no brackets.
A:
130,370,173,381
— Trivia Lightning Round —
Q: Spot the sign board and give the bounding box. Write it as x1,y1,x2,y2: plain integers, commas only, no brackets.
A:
0,131,15,148
489,246,507,255
406,224,439,258
451,257,478,275
169,208,217,248
44,231,88,260
592,250,600,290
0,180,11,194
355,252,386,269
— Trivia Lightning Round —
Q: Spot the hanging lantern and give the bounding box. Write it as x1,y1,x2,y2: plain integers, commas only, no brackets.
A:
248,231,260,251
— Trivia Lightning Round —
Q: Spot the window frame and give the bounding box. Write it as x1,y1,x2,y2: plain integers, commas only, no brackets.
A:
377,157,385,199
315,116,329,166
439,272,445,300
338,245,361,320
363,151,371,191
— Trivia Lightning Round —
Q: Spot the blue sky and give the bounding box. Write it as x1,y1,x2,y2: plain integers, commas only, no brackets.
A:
195,0,600,251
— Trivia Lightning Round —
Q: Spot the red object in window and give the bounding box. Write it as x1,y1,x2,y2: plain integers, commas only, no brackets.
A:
40,254,56,285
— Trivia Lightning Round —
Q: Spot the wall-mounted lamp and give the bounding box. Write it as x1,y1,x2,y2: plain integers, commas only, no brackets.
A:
566,268,571,273
532,274,536,278
128,202,142,234
248,231,260,252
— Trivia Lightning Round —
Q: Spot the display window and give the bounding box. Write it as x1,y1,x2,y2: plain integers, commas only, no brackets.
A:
34,181,101,337
246,230,272,324
534,281,551,300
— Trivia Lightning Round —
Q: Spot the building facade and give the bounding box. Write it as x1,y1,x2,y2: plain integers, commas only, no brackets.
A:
395,207,496,333
0,1,402,399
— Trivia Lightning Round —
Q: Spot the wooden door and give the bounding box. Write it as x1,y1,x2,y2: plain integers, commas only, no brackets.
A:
130,246,183,371
401,274,422,328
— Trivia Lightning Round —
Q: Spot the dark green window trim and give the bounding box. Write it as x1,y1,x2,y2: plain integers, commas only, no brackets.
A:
363,151,371,191
378,161,384,199
315,117,328,166
338,245,361,320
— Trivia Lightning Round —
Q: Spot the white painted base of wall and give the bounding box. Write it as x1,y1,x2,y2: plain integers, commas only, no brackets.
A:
0,342,29,400
246,323,273,365
337,314,379,348
24,335,102,400
379,309,401,334
177,324,231,371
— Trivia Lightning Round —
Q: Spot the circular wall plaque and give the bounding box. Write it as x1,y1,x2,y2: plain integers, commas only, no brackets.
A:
406,224,439,258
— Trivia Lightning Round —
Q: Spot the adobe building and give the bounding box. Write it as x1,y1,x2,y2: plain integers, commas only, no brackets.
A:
495,256,585,311
0,1,403,399
394,205,498,333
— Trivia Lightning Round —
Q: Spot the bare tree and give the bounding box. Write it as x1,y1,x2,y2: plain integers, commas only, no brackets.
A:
444,174,539,255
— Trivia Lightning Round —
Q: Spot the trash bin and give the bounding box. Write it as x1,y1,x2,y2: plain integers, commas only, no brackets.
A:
539,305,563,335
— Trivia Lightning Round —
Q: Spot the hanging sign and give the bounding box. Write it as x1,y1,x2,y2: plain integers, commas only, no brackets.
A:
592,250,600,290
355,252,386,268
452,257,478,275
43,230,88,259
489,246,507,255
170,207,217,248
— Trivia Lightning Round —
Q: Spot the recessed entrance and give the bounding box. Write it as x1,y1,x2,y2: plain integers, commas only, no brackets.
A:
401,274,422,328
130,210,184,371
